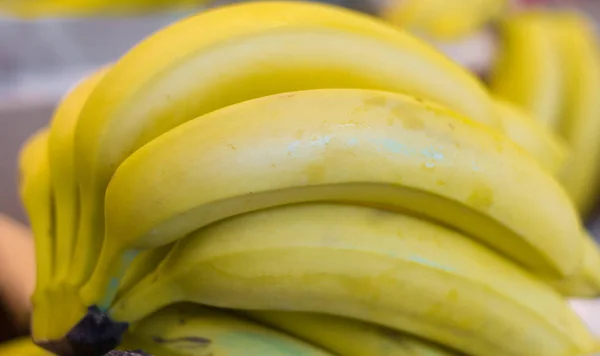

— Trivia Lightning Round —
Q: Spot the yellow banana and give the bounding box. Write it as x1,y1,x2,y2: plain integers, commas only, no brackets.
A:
18,129,57,340
87,88,583,308
110,203,598,356
493,98,568,175
489,12,564,130
48,67,108,284
120,304,332,356
0,338,51,356
554,14,600,215
247,311,457,356
75,0,495,306
381,0,508,40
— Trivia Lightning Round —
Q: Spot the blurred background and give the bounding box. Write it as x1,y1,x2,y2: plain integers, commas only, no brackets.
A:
1,0,600,351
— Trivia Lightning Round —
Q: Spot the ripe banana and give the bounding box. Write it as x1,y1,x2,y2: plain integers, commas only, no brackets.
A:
75,0,495,305
493,98,567,175
88,88,583,308
18,129,57,340
0,338,51,356
110,203,598,356
554,14,600,215
488,12,564,130
119,304,332,356
381,0,508,40
246,311,457,356
48,67,108,284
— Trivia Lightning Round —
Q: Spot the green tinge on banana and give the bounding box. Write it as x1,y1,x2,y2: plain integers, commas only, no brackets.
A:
120,304,332,356
246,311,458,356
110,204,597,356
381,0,508,40
91,89,583,308
74,0,495,306
493,98,568,175
489,12,564,130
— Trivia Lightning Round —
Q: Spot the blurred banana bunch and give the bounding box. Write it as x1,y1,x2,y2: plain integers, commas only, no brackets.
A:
0,0,212,16
10,1,600,356
380,0,509,40
489,10,600,216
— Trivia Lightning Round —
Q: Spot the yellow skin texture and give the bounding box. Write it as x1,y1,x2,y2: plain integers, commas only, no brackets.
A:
120,304,332,356
381,0,508,40
93,89,583,306
110,203,598,356
74,1,495,306
247,311,458,356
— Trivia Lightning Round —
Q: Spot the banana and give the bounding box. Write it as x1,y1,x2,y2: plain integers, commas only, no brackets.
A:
48,67,108,284
246,311,458,356
0,338,51,356
119,303,332,356
553,14,600,215
18,129,57,340
75,0,495,305
493,98,568,175
488,12,564,130
381,0,508,40
548,234,600,298
110,203,598,356
85,88,583,308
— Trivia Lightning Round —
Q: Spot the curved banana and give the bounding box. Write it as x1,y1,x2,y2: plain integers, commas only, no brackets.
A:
119,304,332,356
85,89,582,306
488,12,564,130
493,98,568,175
74,0,495,304
18,129,56,340
246,311,457,356
381,0,508,40
110,203,598,356
554,14,600,215
48,67,108,284
0,338,51,356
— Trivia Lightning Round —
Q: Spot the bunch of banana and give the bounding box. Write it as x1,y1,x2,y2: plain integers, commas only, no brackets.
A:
380,0,509,40
489,11,600,216
16,1,600,355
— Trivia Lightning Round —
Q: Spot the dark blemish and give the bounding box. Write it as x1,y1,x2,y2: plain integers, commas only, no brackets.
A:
448,123,455,130
151,274,159,283
152,336,212,347
280,93,296,98
179,318,186,325
227,144,236,150
415,97,424,103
